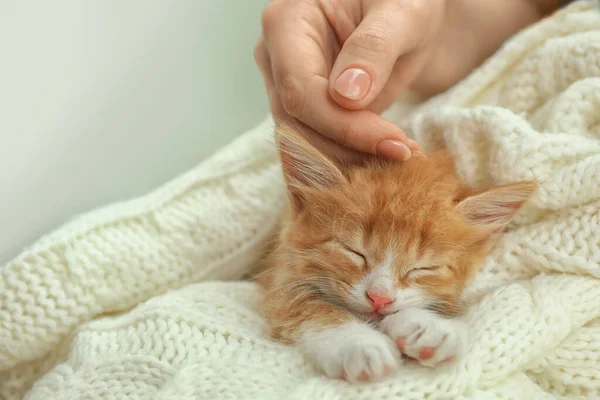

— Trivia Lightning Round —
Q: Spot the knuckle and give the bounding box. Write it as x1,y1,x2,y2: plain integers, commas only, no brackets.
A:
347,27,390,56
403,0,433,23
261,1,281,32
338,116,360,148
271,101,287,121
279,75,305,117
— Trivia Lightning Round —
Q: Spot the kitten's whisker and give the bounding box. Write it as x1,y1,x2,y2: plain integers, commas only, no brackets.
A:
281,289,314,314
262,277,335,308
264,281,311,302
250,261,298,280
299,276,353,290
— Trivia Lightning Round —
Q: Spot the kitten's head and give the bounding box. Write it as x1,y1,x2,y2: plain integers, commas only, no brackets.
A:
274,124,537,320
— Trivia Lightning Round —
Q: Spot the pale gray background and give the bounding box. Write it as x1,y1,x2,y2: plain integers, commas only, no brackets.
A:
0,1,271,263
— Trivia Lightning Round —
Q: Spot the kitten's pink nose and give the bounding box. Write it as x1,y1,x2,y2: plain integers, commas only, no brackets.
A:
366,291,393,310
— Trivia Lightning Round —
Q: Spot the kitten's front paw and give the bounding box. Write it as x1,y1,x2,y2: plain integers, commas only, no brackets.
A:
299,322,400,382
380,308,468,367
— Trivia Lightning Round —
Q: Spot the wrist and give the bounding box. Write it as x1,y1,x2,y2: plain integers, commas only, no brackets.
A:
527,0,563,16
423,0,548,90
445,0,547,51
409,0,561,96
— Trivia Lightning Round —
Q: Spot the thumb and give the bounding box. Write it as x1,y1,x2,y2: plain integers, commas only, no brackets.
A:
328,1,429,110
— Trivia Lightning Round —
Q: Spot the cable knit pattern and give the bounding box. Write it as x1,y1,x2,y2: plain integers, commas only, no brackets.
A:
1,2,600,399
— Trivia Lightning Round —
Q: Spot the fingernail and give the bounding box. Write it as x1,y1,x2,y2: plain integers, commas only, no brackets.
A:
334,68,370,100
376,140,412,161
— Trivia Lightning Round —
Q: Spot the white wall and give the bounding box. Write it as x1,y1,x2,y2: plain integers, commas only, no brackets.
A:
0,1,270,263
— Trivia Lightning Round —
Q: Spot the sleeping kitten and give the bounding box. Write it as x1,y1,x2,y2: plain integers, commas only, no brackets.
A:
257,124,537,382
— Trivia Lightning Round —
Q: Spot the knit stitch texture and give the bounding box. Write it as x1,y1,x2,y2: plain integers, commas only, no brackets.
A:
1,2,600,399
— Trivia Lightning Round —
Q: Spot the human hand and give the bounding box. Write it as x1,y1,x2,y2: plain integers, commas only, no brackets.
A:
255,0,555,163
255,0,443,162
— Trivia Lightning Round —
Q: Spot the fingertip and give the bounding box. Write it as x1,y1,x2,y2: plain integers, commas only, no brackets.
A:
376,140,412,161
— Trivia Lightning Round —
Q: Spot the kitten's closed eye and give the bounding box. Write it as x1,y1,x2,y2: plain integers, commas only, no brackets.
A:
339,245,367,268
407,265,444,278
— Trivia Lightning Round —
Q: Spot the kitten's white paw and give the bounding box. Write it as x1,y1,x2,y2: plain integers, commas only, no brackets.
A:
299,322,400,382
380,308,468,367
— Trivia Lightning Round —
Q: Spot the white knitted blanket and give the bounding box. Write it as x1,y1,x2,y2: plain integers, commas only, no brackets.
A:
2,2,600,399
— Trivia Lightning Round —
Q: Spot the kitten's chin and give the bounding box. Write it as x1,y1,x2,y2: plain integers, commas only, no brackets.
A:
343,303,386,322
365,312,384,322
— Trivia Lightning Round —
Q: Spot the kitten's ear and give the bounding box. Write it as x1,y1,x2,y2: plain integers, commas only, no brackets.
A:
457,181,538,231
276,124,347,208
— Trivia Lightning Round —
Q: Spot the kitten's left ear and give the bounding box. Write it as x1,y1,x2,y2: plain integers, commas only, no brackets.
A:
457,181,538,231
276,123,347,209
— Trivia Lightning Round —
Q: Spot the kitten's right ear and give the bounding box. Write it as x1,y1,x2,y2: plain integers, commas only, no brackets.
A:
457,181,538,232
276,124,347,209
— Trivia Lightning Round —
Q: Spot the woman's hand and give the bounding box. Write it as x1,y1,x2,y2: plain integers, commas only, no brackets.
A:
255,0,556,162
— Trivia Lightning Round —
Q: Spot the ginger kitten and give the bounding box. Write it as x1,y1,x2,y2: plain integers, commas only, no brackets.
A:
257,124,537,382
